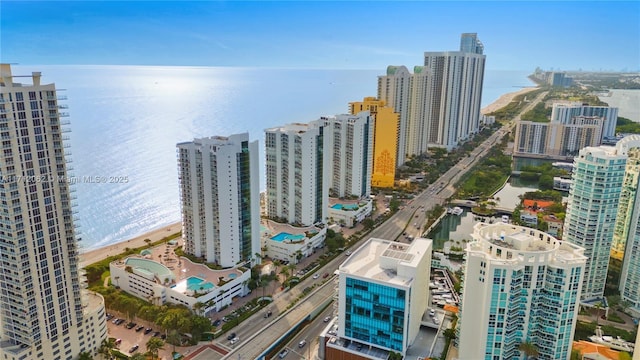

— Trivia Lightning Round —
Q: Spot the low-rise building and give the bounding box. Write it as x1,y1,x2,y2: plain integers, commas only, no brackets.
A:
519,210,538,226
261,220,327,264
553,176,572,191
109,245,250,315
544,214,564,239
328,198,373,227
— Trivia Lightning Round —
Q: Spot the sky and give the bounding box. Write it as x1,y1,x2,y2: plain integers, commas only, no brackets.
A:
1,1,639,71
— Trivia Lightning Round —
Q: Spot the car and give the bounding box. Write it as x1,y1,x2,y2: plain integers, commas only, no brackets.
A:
312,273,320,279
230,337,240,345
428,309,436,317
278,349,289,359
345,250,352,256
212,319,221,327
323,316,331,323
298,339,307,348
129,344,139,353
152,331,161,337
160,334,167,340
264,310,273,318
323,273,329,279
125,322,136,329
135,325,144,332
227,333,237,341
432,317,440,325
115,339,122,346
106,313,114,321
144,327,153,335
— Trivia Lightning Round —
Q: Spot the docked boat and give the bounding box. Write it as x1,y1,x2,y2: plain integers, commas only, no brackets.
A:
589,327,635,352
451,207,463,216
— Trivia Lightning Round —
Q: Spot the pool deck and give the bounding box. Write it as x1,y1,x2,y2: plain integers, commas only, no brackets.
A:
113,240,244,289
261,219,320,238
328,197,361,207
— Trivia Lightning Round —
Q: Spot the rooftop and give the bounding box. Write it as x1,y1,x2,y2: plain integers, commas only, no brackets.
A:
339,238,431,286
112,241,244,294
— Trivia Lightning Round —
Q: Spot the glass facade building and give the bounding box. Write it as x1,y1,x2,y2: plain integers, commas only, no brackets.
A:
343,278,406,351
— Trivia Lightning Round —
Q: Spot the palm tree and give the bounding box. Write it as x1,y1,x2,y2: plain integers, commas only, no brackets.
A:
287,263,296,277
260,275,270,301
130,354,146,360
519,341,539,360
193,301,205,316
98,338,115,360
146,337,165,360
595,301,603,325
279,266,290,282
144,238,151,247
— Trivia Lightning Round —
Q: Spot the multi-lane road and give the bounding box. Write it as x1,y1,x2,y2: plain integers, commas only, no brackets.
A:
219,89,548,359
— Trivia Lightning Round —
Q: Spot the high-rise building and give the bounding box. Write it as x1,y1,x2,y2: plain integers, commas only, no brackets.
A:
423,33,486,150
324,112,373,199
457,223,586,360
615,137,640,315
551,103,618,140
0,64,107,359
563,142,631,302
177,133,260,267
328,238,431,358
349,97,399,188
377,66,412,166
265,121,328,226
514,116,605,157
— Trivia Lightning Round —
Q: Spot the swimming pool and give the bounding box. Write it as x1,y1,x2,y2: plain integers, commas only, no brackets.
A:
271,232,306,242
331,203,359,210
228,273,237,279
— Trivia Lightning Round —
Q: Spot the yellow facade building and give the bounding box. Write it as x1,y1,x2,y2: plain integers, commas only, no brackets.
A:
349,97,399,188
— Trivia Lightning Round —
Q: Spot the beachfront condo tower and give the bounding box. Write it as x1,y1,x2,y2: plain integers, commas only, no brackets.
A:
615,136,640,316
457,223,586,360
349,97,399,188
423,33,486,150
177,133,260,268
265,120,328,226
323,112,373,199
377,33,486,165
377,65,412,166
321,238,431,359
0,64,107,360
562,138,640,303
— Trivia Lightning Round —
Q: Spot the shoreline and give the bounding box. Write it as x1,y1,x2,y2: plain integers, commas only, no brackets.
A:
79,87,540,268
481,86,539,115
79,221,181,268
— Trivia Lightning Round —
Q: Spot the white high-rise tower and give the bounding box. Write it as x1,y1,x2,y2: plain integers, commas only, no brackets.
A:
0,64,107,360
177,133,260,268
423,33,485,149
265,120,328,226
324,112,373,199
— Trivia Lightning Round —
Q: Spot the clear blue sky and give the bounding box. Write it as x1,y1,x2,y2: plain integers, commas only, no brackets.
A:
2,1,639,71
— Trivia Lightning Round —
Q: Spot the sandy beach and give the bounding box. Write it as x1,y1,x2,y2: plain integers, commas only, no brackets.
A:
79,221,181,267
481,86,539,115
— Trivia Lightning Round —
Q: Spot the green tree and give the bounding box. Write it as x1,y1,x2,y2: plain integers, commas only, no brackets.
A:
166,329,181,353
362,218,375,230
98,338,116,360
570,349,581,360
519,341,539,360
78,352,93,360
146,337,165,360
130,354,146,360
443,328,456,341
619,351,633,360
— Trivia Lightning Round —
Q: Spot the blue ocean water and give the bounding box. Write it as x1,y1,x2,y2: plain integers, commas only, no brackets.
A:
13,65,533,251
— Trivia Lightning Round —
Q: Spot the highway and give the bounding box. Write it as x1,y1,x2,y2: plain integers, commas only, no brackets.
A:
220,89,548,359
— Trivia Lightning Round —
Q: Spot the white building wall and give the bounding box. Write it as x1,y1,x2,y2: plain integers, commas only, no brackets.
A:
265,121,328,226
177,133,260,267
378,66,412,166
0,65,106,360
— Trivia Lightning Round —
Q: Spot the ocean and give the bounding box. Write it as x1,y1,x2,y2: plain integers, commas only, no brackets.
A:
12,65,534,251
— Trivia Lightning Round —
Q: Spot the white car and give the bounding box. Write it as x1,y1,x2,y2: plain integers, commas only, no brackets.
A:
230,337,240,345
313,273,320,279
